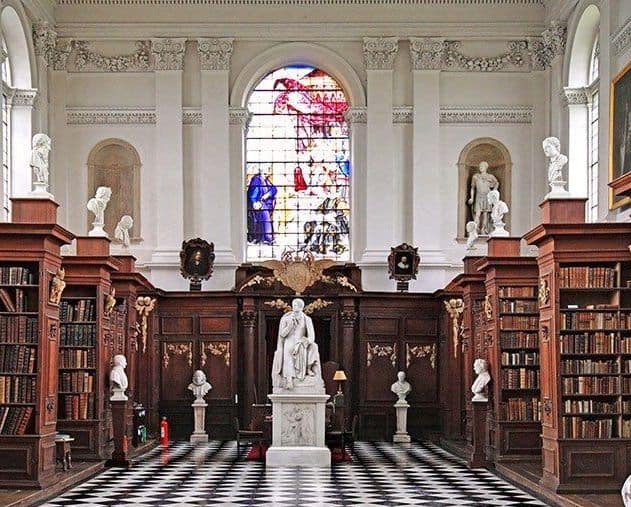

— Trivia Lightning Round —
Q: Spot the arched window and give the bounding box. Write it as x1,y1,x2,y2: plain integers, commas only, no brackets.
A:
587,37,599,222
1,36,11,220
245,66,350,261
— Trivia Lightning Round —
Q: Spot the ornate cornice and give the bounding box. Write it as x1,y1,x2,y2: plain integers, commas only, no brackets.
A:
11,89,39,107
561,87,590,106
74,40,152,72
197,38,233,70
439,105,532,124
529,21,566,70
393,106,413,124
409,37,444,70
612,17,631,56
363,37,399,70
183,108,202,125
344,107,367,124
66,108,157,124
151,38,186,71
56,0,544,4
443,40,527,71
229,107,251,128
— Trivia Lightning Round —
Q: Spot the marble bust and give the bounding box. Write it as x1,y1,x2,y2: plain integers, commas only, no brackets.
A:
30,133,52,194
271,298,324,392
188,370,212,403
391,371,412,403
87,186,112,237
465,220,478,250
488,189,509,237
471,358,491,402
110,354,128,401
542,136,570,198
114,215,133,247
622,474,631,507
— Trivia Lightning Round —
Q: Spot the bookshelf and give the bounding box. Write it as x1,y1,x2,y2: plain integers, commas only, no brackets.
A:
58,238,120,460
0,198,74,488
475,238,541,463
523,197,631,493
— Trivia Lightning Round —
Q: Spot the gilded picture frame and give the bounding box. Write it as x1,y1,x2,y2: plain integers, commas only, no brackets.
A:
609,59,631,209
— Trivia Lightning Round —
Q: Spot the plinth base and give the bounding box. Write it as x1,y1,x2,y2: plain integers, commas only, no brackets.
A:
266,446,331,467
190,433,208,444
393,433,411,444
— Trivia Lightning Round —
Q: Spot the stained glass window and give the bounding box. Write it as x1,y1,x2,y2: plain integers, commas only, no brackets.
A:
245,66,350,261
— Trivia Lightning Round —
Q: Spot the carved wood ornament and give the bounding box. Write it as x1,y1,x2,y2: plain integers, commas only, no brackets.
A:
484,295,493,320
366,342,397,368
49,268,66,305
201,341,230,367
262,251,336,295
406,343,437,370
263,297,333,315
162,342,193,369
444,298,464,358
135,296,156,353
538,276,550,307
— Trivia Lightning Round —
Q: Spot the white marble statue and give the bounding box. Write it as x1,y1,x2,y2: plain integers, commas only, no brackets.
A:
30,133,52,196
271,298,323,392
468,161,499,236
542,136,570,198
471,358,491,402
465,221,478,250
87,186,112,237
622,474,631,507
488,189,509,237
391,371,412,403
114,215,133,247
110,354,128,401
188,370,212,403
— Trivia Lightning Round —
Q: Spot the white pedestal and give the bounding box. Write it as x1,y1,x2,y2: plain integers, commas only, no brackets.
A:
190,401,208,444
545,180,571,200
88,222,108,238
393,400,411,444
266,392,330,467
29,183,54,200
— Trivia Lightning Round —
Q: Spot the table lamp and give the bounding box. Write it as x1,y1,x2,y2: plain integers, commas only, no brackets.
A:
333,370,347,395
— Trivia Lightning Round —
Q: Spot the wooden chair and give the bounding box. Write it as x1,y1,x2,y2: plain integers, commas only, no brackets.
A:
344,414,359,451
234,417,263,455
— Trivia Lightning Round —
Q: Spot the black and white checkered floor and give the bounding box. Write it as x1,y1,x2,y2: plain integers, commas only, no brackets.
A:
40,440,548,506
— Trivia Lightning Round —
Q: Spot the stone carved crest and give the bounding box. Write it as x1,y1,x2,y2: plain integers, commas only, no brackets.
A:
281,405,315,446
262,251,335,295
444,298,464,358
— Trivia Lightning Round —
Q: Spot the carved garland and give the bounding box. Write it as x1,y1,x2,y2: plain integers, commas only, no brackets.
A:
135,296,156,353
366,342,397,368
443,40,527,72
263,298,333,315
201,341,231,367
444,298,464,358
162,342,193,369
74,41,152,72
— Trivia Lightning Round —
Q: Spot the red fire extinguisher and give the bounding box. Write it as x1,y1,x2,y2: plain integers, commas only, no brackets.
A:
160,416,169,446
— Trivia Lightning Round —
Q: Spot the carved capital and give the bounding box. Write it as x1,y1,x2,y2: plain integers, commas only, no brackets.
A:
340,310,357,326
11,89,38,107
561,87,590,107
529,21,566,70
363,37,398,70
151,38,186,71
343,107,367,124
197,38,233,70
409,37,444,70
240,309,257,328
229,107,252,129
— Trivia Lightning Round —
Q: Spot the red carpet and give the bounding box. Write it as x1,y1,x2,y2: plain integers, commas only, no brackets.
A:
245,445,352,463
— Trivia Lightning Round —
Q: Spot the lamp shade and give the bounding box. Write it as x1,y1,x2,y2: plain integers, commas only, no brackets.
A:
333,370,347,381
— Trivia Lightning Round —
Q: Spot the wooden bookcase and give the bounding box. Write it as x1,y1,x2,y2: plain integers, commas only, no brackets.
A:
58,237,120,460
0,199,74,488
476,238,541,463
524,198,631,493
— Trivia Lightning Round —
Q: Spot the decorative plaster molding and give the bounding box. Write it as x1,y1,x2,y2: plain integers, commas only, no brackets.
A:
74,40,152,72
529,21,566,70
66,108,157,124
183,108,202,125
363,37,399,70
344,107,367,124
197,38,233,71
0,48,6,65
393,106,413,124
11,89,39,107
229,107,251,128
151,38,186,71
52,39,74,70
443,40,528,71
561,87,590,106
32,22,58,65
56,0,544,4
409,37,444,70
612,17,631,56
439,106,532,124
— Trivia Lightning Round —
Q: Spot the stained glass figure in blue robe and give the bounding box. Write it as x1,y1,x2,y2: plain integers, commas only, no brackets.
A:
247,170,278,244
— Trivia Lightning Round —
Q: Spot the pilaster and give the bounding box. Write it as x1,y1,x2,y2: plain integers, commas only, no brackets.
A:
10,89,38,198
229,106,251,264
344,107,367,260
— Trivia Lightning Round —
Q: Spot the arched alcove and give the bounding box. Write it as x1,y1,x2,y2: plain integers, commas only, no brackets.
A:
457,138,512,239
87,139,141,242
0,4,34,89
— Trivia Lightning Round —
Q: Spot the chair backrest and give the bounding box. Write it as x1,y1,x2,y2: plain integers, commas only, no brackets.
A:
250,404,270,430
321,360,339,397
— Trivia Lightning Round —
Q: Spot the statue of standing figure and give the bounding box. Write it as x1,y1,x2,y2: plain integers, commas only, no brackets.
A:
30,134,52,195
271,298,323,392
468,161,499,236
87,186,112,237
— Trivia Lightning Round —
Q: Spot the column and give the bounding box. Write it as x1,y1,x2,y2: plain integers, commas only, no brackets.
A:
150,39,186,269
31,23,53,134
229,107,250,262
196,39,236,265
240,305,257,428
340,305,357,430
562,87,590,197
10,89,38,197
343,108,367,259
409,38,444,263
598,1,610,220
361,37,398,262
0,48,6,218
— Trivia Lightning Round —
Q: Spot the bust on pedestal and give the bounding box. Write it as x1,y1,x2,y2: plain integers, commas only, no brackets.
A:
391,371,412,444
543,137,570,199
471,358,491,402
188,370,212,444
469,358,491,468
108,355,131,467
267,298,330,467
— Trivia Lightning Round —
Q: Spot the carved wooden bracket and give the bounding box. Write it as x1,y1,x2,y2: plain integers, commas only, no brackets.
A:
484,295,493,321
444,298,464,358
538,275,550,307
406,343,436,369
162,342,192,370
201,341,231,367
240,309,257,328
367,342,397,368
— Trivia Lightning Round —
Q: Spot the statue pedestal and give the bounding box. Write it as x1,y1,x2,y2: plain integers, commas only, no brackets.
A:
469,399,489,469
106,398,131,468
266,393,330,467
393,400,411,444
190,401,208,444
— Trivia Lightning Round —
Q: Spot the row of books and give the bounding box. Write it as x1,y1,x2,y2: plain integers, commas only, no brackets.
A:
560,333,618,354
622,420,631,439
561,312,618,330
59,371,94,393
501,351,539,366
622,378,631,393
0,345,36,374
60,348,96,369
563,416,614,439
499,300,538,313
0,316,38,343
500,332,539,349
564,399,618,414
501,369,540,389
559,266,617,289
499,397,541,421
0,375,36,403
561,359,618,374
0,406,33,435
59,393,95,420
498,286,536,298
0,288,30,313
500,316,539,329
60,325,96,347
0,266,36,286
562,376,619,395
622,339,631,354
623,401,631,412
60,299,96,323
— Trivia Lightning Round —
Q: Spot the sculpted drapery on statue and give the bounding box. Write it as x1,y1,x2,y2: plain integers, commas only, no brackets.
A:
272,298,324,392
468,161,499,236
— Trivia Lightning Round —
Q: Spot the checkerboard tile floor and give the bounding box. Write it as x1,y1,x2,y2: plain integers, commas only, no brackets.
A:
39,440,549,506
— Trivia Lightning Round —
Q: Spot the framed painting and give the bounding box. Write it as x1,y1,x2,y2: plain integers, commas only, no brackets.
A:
609,60,631,209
